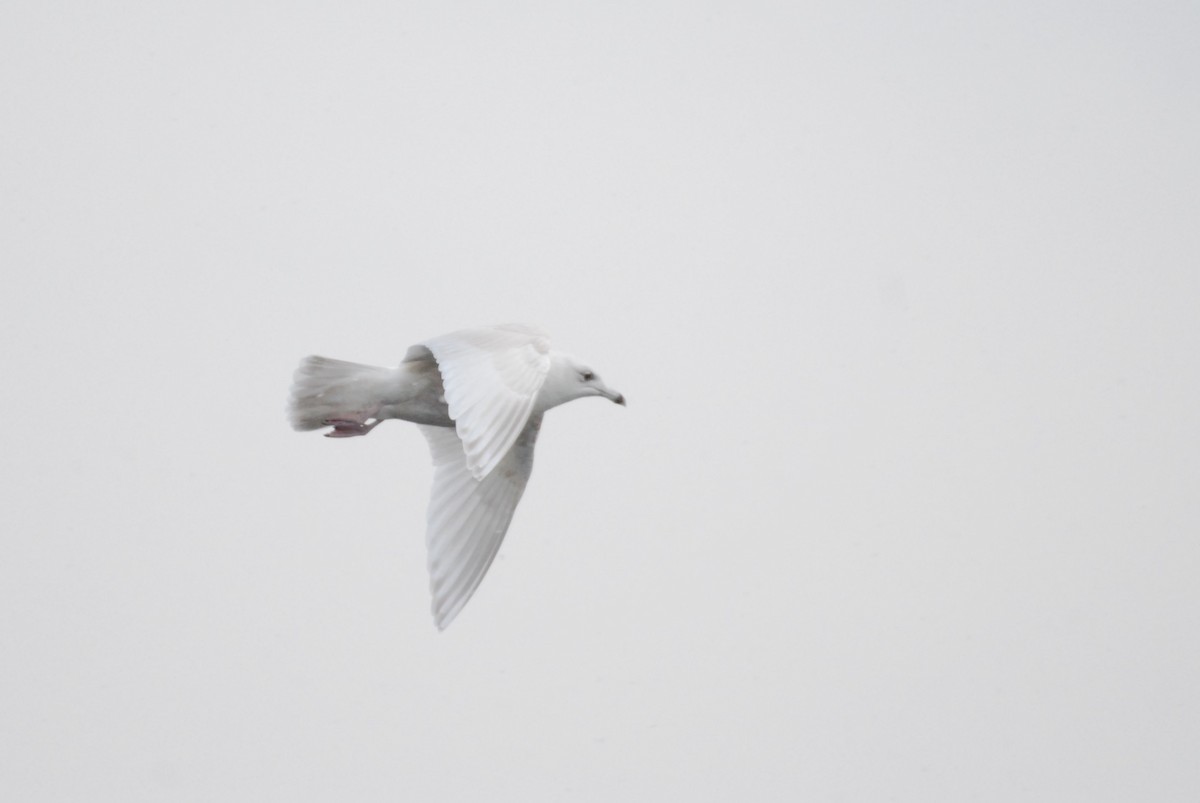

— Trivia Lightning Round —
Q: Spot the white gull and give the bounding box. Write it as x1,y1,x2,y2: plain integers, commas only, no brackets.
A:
288,324,624,629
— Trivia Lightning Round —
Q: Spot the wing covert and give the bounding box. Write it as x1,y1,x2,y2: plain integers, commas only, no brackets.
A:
420,324,551,479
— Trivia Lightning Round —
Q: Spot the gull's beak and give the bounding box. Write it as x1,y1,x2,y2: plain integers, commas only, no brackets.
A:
604,387,626,406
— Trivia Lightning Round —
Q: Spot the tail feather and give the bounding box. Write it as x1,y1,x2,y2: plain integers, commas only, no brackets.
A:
288,356,393,431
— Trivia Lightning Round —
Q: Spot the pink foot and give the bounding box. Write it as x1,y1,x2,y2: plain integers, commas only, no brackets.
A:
323,419,382,438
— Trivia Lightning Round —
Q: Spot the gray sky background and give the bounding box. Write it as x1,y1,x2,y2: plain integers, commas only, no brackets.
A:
3,2,1198,800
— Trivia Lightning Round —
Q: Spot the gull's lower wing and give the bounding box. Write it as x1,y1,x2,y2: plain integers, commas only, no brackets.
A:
419,416,542,630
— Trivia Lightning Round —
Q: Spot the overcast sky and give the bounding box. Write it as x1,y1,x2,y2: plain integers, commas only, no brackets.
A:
3,2,1198,801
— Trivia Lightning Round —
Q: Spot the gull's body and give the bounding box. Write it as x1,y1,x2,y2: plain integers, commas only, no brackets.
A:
288,324,624,629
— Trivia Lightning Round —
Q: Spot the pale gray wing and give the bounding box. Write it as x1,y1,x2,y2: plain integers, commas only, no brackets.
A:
419,415,542,630
419,324,551,480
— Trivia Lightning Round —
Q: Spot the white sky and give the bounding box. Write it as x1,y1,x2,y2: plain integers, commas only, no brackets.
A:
3,2,1198,800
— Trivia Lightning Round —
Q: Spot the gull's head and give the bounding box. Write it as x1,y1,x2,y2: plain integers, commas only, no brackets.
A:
537,352,626,412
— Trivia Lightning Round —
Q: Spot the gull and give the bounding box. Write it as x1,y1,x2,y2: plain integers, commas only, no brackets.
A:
288,324,625,630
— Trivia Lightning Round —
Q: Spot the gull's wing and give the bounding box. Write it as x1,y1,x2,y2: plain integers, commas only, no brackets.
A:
419,417,542,630
419,324,551,480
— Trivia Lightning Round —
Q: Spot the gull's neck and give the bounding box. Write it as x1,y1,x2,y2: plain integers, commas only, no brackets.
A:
534,352,583,413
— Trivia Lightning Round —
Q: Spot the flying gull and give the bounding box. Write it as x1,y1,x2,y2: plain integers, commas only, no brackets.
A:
288,324,625,629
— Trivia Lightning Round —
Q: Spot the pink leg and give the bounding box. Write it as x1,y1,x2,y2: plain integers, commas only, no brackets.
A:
323,419,382,438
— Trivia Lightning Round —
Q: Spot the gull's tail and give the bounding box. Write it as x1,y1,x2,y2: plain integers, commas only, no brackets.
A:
287,356,393,431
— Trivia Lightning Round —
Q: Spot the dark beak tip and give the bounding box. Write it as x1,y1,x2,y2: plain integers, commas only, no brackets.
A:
615,394,626,406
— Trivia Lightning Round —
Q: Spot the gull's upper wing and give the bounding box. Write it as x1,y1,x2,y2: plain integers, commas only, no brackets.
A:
419,417,542,630
419,324,551,480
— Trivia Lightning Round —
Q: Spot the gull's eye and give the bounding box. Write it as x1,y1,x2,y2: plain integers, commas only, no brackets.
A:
581,370,594,381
